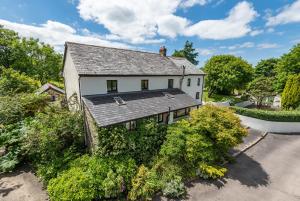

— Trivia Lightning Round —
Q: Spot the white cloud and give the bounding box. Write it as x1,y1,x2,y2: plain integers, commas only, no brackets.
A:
77,0,258,43
228,42,255,50
185,1,258,40
0,19,131,52
180,0,207,8
267,0,300,26
250,29,263,36
197,48,214,56
257,43,279,49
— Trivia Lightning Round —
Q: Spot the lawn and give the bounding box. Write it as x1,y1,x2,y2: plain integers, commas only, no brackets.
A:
203,91,243,104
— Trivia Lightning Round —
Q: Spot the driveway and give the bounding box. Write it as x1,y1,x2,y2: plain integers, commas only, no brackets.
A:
178,133,300,201
0,165,48,201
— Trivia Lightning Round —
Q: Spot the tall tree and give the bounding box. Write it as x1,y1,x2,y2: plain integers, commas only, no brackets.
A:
281,74,300,110
172,41,199,65
0,25,63,82
254,58,279,78
275,43,300,92
204,55,253,96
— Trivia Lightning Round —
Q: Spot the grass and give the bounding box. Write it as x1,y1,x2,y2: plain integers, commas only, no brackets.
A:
203,91,243,104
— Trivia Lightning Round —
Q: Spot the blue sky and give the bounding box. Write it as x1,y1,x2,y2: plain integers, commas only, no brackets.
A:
0,0,300,67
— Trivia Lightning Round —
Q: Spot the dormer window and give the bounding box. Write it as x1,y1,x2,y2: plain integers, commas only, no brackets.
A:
107,80,118,93
141,80,149,90
187,78,191,87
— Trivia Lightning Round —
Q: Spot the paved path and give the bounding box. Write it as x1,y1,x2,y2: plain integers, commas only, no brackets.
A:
0,165,48,201
178,133,300,201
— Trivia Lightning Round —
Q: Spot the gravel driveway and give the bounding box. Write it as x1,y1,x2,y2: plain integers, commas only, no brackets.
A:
0,165,48,201
157,133,300,201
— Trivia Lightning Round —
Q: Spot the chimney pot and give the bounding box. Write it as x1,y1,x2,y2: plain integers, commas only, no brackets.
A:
159,46,167,57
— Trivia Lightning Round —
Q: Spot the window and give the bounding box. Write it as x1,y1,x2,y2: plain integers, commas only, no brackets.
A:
197,78,201,86
174,108,186,118
196,92,200,99
158,113,163,123
187,78,191,86
125,120,136,130
185,107,190,115
51,95,56,101
141,80,149,90
168,79,174,89
107,80,118,93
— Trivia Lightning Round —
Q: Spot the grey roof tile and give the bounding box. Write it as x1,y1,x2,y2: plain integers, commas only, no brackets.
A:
66,42,205,76
82,89,201,127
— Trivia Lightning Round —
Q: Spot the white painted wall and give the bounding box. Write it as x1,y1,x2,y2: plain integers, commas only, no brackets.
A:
80,75,204,101
63,51,80,102
238,114,300,133
181,75,204,101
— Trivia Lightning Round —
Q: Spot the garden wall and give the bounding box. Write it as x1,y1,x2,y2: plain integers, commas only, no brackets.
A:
238,114,300,133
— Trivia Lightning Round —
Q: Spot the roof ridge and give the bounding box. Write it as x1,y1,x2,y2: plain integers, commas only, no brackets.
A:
65,41,166,57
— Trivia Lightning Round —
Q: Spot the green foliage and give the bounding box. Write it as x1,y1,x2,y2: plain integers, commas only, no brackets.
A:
231,106,300,122
247,77,275,108
275,44,300,92
24,108,85,182
282,74,300,110
0,93,49,126
97,119,167,164
198,163,227,179
0,68,40,95
254,58,279,78
48,155,137,200
172,40,199,65
0,26,62,82
204,55,253,96
162,175,185,198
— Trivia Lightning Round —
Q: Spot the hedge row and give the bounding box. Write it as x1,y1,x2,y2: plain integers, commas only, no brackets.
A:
231,106,300,122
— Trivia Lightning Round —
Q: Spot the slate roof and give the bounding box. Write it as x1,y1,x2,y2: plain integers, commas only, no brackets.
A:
82,89,201,127
65,42,204,76
36,83,65,95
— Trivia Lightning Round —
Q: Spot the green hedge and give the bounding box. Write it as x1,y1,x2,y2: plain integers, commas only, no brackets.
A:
231,106,300,122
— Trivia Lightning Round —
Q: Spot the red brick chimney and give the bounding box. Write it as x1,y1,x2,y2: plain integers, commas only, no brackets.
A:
159,46,167,56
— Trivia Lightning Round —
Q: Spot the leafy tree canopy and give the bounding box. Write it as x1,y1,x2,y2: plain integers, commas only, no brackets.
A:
172,40,199,65
0,68,40,95
254,58,279,78
247,77,275,108
0,25,63,82
203,55,253,96
275,43,300,92
281,74,300,110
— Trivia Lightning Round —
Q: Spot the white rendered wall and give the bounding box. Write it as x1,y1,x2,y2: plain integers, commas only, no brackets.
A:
80,76,179,95
181,75,204,102
63,51,80,102
238,115,300,133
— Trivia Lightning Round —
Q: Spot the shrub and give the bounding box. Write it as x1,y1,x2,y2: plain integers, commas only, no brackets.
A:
162,175,185,198
198,163,227,179
0,68,40,95
0,93,49,126
48,155,137,200
231,106,300,122
282,74,300,110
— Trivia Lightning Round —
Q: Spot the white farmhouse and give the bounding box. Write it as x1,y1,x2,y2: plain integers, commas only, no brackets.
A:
63,42,205,146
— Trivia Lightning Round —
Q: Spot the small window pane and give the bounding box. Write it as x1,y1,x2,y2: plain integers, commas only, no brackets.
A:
107,80,118,93
168,79,174,89
197,78,201,86
141,80,149,90
158,114,163,122
187,78,191,86
196,92,200,99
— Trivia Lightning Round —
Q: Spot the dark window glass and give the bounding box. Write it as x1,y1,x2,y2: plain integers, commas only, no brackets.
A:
197,78,201,86
168,79,174,89
187,78,191,86
196,92,200,99
107,80,118,93
158,114,163,122
174,109,186,118
141,80,149,90
185,107,190,115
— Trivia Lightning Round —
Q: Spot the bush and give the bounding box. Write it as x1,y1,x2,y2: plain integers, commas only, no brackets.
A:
231,106,300,122
0,68,40,95
48,155,137,200
162,175,185,198
24,108,85,182
198,163,227,179
0,93,49,126
281,74,300,110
